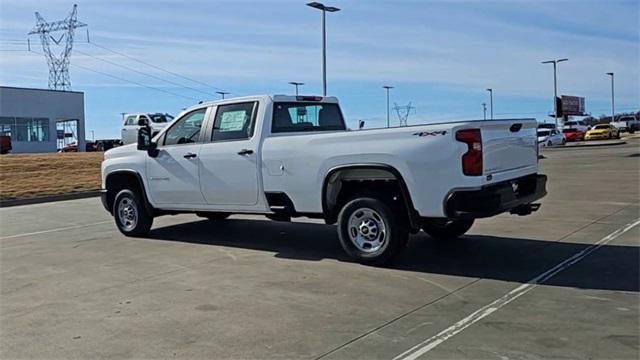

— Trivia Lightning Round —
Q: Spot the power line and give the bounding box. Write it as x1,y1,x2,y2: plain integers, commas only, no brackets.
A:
73,48,215,97
85,41,235,95
28,49,199,101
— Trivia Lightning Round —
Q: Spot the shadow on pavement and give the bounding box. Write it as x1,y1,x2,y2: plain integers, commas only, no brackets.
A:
147,218,639,292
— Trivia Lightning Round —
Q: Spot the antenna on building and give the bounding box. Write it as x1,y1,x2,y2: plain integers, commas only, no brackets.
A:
393,102,415,127
28,4,87,90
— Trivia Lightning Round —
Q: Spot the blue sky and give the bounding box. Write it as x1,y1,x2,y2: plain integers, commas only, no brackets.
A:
1,0,638,138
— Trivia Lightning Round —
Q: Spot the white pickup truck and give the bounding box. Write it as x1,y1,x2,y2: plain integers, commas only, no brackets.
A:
101,95,547,265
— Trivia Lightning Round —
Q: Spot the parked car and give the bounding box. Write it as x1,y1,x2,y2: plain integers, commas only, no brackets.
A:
585,124,620,140
0,134,11,154
121,113,173,145
562,120,589,133
101,95,547,265
611,115,639,134
60,141,98,152
537,128,566,146
561,128,585,142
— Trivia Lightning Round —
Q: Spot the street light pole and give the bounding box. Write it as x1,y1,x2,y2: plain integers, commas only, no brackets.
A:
289,82,305,96
542,58,568,127
606,72,615,122
216,91,230,99
482,103,487,120
486,88,493,120
307,2,340,96
383,85,394,128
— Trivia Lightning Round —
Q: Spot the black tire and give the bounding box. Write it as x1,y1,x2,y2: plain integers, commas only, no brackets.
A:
561,138,566,145
337,197,408,266
616,132,621,139
547,140,552,147
421,218,474,240
113,189,153,237
198,212,231,221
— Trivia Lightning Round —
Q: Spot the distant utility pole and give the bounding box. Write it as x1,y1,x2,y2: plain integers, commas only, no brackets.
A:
289,82,304,96
216,91,230,99
541,58,569,127
393,102,414,127
383,85,394,128
28,4,87,90
482,103,487,120
606,72,614,122
306,2,340,96
486,88,493,120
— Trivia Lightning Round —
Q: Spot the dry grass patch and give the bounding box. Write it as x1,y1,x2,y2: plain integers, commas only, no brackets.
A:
0,152,102,201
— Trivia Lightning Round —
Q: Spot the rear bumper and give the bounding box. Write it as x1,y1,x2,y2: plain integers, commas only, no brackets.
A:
445,174,547,219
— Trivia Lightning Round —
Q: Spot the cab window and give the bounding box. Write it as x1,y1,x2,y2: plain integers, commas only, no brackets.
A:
125,116,137,126
163,109,206,146
211,102,257,142
272,102,345,133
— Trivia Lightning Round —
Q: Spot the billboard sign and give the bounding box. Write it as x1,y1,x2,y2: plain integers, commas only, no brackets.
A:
561,95,585,116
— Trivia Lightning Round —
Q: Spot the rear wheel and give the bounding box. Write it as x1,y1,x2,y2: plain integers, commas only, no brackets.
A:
337,197,408,265
547,140,553,147
421,218,474,240
113,189,153,237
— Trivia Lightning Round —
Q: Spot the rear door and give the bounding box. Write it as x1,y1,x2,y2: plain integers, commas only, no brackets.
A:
198,101,261,206
481,120,538,175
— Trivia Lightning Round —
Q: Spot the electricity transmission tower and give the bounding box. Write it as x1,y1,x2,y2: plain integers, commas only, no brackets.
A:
393,102,415,127
28,4,87,90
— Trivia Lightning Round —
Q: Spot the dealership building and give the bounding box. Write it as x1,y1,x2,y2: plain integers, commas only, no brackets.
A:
0,86,86,153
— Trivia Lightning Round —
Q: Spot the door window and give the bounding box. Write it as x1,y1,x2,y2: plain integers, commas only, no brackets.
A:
211,102,257,142
163,108,206,146
125,116,137,126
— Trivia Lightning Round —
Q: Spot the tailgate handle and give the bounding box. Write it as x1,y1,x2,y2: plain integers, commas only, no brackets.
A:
510,123,523,132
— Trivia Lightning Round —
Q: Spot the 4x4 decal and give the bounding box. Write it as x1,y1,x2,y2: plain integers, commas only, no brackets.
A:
413,130,447,137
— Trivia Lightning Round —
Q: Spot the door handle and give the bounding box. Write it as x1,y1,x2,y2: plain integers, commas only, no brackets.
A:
237,149,254,156
183,153,197,159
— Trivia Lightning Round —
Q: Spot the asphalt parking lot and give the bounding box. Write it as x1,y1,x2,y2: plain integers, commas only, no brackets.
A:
1,140,639,359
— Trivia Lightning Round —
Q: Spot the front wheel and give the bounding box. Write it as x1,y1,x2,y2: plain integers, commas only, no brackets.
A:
113,189,153,237
561,138,566,145
337,197,408,266
421,218,474,240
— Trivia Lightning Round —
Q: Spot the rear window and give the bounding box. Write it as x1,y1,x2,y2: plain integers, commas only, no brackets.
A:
272,102,345,133
562,128,577,133
537,130,550,136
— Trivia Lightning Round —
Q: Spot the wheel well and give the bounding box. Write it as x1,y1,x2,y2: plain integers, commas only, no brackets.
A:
105,171,146,214
322,166,420,229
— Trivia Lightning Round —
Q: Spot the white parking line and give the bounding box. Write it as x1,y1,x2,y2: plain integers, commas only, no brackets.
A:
393,218,640,360
0,221,111,240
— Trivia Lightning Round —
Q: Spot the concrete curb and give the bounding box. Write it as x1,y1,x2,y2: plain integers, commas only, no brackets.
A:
547,140,627,149
0,190,101,208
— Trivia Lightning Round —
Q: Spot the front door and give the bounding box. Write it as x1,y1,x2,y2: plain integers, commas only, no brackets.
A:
198,102,260,206
146,108,208,205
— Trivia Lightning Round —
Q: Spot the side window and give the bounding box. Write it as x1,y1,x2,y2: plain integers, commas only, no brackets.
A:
163,108,206,146
125,116,136,126
139,115,150,126
211,102,256,142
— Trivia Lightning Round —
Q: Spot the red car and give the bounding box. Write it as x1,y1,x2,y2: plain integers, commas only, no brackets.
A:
562,128,585,142
0,135,11,154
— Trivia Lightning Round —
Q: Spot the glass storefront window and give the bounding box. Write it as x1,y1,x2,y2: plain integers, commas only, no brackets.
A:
1,117,49,141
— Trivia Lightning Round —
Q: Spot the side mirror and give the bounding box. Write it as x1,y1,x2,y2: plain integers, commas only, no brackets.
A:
137,126,158,156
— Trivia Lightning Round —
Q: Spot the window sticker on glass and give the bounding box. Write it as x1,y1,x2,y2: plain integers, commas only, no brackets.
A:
219,111,248,132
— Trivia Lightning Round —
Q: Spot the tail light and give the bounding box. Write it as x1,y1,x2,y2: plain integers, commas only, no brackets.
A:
456,129,482,176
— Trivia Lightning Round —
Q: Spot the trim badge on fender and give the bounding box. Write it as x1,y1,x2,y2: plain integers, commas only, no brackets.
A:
413,130,447,137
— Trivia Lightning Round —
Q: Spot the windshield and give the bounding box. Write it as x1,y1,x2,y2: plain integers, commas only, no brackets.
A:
272,102,345,133
564,122,577,126
149,114,174,123
593,124,609,129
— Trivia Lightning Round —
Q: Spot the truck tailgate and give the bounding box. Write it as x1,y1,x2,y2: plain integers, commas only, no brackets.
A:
481,120,538,175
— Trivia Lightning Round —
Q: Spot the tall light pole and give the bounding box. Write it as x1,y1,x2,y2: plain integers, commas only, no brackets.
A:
307,2,340,96
383,85,394,128
486,88,493,120
606,72,615,122
482,103,487,120
289,82,304,96
216,91,230,99
542,58,568,127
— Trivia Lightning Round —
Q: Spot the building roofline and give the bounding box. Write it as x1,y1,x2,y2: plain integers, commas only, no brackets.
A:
0,86,84,94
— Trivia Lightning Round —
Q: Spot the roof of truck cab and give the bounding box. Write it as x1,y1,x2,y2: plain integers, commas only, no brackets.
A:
192,94,339,108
